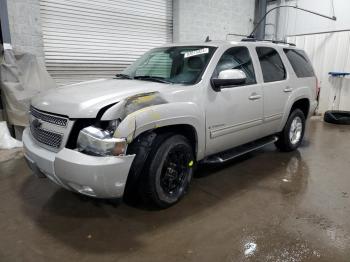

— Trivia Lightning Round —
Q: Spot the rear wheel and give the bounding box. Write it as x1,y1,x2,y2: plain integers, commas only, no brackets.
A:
275,109,306,152
140,134,194,208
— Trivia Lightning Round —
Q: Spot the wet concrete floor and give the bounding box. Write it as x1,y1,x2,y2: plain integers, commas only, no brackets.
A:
1,118,350,261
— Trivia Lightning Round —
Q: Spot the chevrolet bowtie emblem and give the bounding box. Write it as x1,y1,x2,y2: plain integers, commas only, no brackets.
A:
32,118,42,128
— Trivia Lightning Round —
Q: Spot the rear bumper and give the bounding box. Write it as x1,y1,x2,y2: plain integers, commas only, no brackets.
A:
23,128,135,198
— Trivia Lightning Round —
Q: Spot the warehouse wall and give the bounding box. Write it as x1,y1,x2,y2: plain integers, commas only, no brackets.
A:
6,0,45,65
265,0,350,113
6,0,257,69
173,0,256,42
5,0,256,81
288,32,350,113
266,0,347,41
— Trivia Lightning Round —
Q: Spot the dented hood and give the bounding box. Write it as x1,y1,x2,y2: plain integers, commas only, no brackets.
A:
31,78,171,118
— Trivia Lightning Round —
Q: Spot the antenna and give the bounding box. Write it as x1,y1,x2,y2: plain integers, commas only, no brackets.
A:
250,5,337,39
205,36,211,42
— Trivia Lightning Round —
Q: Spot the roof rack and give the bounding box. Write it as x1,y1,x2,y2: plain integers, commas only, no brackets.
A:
226,33,296,46
241,37,296,46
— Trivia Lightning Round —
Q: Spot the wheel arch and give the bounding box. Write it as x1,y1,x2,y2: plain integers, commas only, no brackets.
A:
126,123,199,163
152,124,197,155
279,97,310,131
289,98,310,119
123,124,198,200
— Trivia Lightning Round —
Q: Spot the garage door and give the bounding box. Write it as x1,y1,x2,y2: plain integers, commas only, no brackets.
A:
39,0,173,86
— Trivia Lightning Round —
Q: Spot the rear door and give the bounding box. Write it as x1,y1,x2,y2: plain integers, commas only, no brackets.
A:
255,46,291,135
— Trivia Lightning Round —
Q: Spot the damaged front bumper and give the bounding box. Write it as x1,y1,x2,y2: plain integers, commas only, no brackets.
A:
22,128,135,198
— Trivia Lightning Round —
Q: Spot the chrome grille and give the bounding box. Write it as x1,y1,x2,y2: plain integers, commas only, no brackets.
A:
30,124,63,148
30,106,68,127
29,106,69,150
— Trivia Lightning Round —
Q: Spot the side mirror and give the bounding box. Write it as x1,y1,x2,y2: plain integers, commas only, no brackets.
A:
211,69,247,91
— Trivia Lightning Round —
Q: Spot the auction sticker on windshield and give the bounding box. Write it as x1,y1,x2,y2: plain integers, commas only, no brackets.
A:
184,48,209,58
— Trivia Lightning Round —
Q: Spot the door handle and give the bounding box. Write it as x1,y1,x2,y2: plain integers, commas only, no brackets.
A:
249,93,262,100
284,86,293,93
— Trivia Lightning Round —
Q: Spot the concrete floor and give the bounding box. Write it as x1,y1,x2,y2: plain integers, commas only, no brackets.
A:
1,118,350,262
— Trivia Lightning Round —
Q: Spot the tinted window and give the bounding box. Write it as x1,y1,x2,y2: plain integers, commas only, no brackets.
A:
256,47,286,82
214,47,256,85
284,49,314,78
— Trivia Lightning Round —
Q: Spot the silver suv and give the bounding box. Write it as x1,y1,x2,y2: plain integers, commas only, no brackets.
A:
23,40,318,208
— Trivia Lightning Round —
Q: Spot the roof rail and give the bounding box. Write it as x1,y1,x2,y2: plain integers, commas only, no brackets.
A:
241,37,296,46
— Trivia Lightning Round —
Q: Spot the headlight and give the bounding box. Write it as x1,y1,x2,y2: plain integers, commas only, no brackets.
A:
77,121,127,156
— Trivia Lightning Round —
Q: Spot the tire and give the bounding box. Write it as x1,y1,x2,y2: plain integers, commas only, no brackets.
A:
139,134,195,208
123,132,157,205
275,109,306,152
324,110,350,125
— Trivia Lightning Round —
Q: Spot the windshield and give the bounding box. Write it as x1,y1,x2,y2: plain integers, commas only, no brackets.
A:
121,46,217,85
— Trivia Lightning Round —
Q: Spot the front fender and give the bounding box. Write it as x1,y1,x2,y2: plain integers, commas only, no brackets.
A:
113,102,205,160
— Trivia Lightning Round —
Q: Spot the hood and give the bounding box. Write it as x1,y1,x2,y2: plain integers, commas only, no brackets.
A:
31,78,171,118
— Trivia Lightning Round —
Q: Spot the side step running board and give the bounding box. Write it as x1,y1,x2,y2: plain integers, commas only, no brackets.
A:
202,135,278,164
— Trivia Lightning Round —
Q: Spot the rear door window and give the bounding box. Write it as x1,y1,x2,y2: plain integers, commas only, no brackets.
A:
256,47,286,83
283,49,315,78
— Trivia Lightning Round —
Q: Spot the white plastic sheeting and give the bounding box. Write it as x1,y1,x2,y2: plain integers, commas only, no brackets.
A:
0,122,22,149
288,32,350,113
0,48,56,126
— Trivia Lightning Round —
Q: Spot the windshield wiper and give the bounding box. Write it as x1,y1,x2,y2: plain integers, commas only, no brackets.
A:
115,73,132,79
134,75,172,84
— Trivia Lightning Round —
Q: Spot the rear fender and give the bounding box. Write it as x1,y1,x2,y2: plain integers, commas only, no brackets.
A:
279,86,312,131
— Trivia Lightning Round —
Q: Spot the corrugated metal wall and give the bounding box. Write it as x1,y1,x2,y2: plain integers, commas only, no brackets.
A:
289,32,350,113
39,0,173,86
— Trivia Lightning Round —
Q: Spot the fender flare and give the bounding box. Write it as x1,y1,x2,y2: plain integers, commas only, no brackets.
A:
112,102,205,160
279,91,311,131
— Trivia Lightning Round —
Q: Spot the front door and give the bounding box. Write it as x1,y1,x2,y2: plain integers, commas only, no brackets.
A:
205,46,264,156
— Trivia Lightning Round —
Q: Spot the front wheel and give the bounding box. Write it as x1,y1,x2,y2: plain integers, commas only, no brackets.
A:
140,134,195,208
275,109,306,152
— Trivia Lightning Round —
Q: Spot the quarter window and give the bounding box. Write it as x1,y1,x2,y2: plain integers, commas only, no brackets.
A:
256,47,286,83
214,47,256,85
284,49,315,78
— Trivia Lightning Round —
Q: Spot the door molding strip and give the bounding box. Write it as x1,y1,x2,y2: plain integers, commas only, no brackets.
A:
264,113,283,123
210,118,263,139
